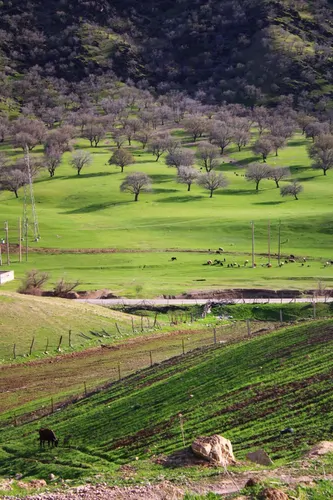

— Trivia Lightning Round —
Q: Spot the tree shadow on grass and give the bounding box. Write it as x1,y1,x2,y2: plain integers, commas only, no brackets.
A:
223,189,256,195
252,201,284,205
158,195,204,203
153,188,179,194
64,172,116,179
62,200,130,214
150,174,175,183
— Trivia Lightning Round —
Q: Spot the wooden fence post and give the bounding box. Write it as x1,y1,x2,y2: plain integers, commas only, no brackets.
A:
57,335,63,351
51,398,54,413
118,362,121,381
150,351,153,367
29,337,35,356
153,312,158,327
182,339,185,355
131,317,135,333
280,309,283,323
68,330,72,347
13,343,16,359
213,327,217,344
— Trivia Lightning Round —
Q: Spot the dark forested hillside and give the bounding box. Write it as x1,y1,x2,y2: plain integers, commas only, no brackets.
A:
1,0,333,105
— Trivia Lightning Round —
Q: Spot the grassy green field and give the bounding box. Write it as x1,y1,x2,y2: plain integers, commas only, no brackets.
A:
0,318,332,493
1,130,333,296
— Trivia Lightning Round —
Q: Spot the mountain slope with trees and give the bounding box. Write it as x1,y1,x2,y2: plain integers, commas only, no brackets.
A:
1,0,333,106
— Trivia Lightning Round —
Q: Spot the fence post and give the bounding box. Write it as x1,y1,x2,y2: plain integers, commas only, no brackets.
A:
280,309,283,323
150,351,153,367
118,362,121,381
182,339,185,355
84,382,87,396
13,343,16,360
57,335,63,351
246,320,251,337
153,312,158,327
51,398,54,413
140,316,144,332
131,317,135,333
68,330,72,347
115,323,121,335
213,327,217,344
29,337,35,356
313,301,316,319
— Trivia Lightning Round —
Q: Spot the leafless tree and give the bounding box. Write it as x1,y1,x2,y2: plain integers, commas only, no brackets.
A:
17,269,49,295
269,166,290,187
269,135,287,156
135,129,153,149
112,129,127,149
197,142,220,171
53,278,80,297
109,149,135,173
0,168,29,198
252,137,274,162
166,148,195,170
44,147,63,178
177,166,199,191
197,171,229,197
245,162,271,191
12,118,47,150
280,181,303,200
305,121,330,142
183,114,207,141
0,116,9,142
234,130,250,152
252,106,270,135
120,172,152,201
298,113,316,135
83,122,106,147
70,150,92,176
209,122,234,154
308,134,333,175
44,125,76,154
148,134,173,161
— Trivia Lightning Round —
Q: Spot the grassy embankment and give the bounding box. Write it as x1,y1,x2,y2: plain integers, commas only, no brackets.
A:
0,318,332,491
0,131,333,296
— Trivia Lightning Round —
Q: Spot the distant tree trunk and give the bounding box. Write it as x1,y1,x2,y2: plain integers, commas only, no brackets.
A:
275,180,279,188
120,165,124,172
14,190,18,198
187,183,191,191
134,192,139,201
256,180,260,191
210,189,213,198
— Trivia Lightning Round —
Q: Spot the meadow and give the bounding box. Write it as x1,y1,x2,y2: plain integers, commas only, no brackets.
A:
0,318,332,493
1,130,333,296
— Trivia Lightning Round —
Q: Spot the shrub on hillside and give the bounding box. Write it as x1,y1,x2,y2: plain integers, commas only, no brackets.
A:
18,269,49,295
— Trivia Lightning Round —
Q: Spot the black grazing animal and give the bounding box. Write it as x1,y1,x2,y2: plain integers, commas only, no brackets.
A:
38,428,59,448
171,257,177,261
280,427,295,436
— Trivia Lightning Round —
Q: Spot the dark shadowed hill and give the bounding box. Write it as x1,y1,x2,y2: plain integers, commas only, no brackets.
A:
1,0,333,104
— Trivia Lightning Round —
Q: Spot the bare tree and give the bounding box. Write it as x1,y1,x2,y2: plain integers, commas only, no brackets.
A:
120,172,152,201
112,129,126,149
83,122,106,147
197,171,229,198
17,269,49,295
12,118,47,151
135,129,153,149
297,113,316,135
70,150,92,176
0,116,9,142
308,134,333,175
305,121,330,142
0,168,29,198
252,137,274,162
177,166,199,191
252,106,270,135
109,149,135,173
44,125,76,154
183,114,207,141
269,135,287,156
44,147,63,178
209,122,234,154
234,130,250,152
269,166,290,187
280,181,303,200
165,148,195,170
197,142,220,171
245,163,271,191
148,134,172,161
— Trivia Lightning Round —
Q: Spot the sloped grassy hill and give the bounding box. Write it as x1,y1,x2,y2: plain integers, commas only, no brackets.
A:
0,291,132,360
0,319,332,481
1,0,333,103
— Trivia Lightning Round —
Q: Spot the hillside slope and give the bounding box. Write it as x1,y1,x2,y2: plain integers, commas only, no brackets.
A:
1,0,333,104
0,291,132,360
0,319,332,481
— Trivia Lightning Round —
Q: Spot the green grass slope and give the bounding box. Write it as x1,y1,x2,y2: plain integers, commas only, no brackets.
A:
0,291,132,361
0,319,332,483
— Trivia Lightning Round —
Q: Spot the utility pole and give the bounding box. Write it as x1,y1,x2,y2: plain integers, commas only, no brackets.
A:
278,220,281,265
25,217,28,262
4,221,10,265
0,238,2,266
18,217,22,263
251,221,255,268
268,219,271,264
